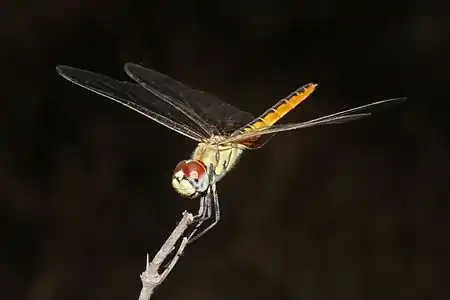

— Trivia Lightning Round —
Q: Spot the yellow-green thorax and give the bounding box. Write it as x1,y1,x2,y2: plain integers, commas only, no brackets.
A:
191,141,243,182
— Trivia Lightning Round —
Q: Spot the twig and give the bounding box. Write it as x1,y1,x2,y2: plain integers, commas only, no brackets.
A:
138,211,195,300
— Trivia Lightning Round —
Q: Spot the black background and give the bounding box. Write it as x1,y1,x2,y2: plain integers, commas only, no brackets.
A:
2,1,450,299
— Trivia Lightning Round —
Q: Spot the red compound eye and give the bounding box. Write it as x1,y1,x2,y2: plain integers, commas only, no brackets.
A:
174,160,206,180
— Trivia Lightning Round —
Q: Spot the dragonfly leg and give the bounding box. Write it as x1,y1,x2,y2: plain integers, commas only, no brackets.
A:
187,163,218,243
191,162,216,223
187,182,220,244
192,194,208,221
187,191,212,242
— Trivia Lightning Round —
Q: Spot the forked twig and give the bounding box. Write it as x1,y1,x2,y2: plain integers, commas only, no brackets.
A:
138,211,195,300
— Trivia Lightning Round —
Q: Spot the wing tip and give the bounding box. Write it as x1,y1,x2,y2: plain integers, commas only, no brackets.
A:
56,65,70,75
124,62,142,74
55,65,77,81
393,96,408,102
124,62,133,70
124,62,143,82
380,96,408,106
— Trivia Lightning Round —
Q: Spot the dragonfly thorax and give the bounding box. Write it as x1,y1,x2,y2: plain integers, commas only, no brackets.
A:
172,160,209,198
192,142,244,183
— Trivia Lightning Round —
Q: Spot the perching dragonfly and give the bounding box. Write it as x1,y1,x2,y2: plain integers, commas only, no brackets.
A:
56,63,405,242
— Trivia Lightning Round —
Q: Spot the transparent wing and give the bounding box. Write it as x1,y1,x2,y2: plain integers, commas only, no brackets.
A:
221,97,407,148
56,65,210,142
125,63,255,135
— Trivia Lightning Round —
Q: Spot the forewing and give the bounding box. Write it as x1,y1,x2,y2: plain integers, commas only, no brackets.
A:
56,65,210,141
221,97,407,148
125,63,255,135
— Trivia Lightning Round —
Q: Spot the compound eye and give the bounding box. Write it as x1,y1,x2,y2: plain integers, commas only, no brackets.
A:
174,160,207,182
172,160,209,196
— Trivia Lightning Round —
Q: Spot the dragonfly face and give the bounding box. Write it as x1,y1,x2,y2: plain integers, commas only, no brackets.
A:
172,159,209,198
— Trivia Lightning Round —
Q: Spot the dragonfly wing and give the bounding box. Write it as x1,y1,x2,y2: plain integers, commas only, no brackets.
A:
125,63,255,135
221,114,369,148
297,97,406,125
56,65,209,141
220,97,406,147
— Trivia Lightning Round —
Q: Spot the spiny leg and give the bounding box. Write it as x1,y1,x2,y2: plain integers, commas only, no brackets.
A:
192,192,208,220
187,190,213,241
187,194,209,239
191,162,215,223
187,163,218,243
188,182,220,244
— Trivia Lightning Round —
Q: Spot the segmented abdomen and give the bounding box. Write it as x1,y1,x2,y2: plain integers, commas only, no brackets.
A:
242,83,317,132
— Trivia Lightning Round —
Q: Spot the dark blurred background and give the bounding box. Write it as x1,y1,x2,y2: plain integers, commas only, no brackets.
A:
2,0,450,299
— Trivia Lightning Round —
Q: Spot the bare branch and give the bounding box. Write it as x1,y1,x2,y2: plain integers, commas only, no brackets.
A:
138,211,194,300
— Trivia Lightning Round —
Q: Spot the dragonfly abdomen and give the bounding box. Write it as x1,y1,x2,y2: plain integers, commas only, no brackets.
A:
243,83,317,132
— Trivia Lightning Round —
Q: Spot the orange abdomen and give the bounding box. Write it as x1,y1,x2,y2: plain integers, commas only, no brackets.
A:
243,83,317,132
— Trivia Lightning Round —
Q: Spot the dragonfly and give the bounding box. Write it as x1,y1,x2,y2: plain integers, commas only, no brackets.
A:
56,63,406,242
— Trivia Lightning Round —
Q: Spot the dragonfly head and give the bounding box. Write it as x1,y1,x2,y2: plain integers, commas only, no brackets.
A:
172,160,209,198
